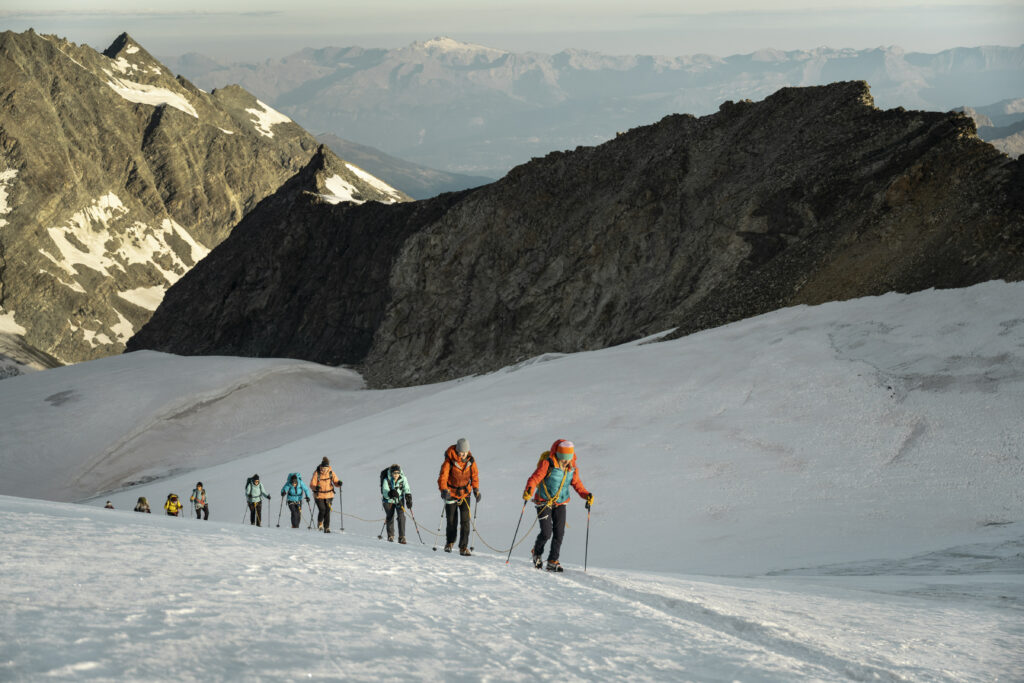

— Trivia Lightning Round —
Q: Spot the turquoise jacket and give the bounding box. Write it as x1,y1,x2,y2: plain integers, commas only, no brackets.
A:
539,462,575,506
245,480,270,503
281,473,313,503
381,471,411,503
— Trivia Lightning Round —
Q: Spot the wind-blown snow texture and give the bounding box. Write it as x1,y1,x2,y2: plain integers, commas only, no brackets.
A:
0,282,1021,680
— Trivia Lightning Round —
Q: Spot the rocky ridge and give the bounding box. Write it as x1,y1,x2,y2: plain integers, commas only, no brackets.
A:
0,30,408,368
128,82,1024,387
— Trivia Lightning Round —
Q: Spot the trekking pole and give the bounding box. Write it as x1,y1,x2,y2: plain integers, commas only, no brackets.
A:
431,505,445,551
276,496,285,527
338,487,345,532
584,505,592,572
506,502,528,565
470,497,479,552
377,503,387,540
242,502,248,524
409,508,425,544
306,499,315,530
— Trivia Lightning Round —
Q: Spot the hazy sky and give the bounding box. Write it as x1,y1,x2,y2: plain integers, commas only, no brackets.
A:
2,1,1022,60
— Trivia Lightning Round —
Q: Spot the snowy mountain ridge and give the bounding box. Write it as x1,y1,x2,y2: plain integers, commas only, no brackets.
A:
0,29,409,374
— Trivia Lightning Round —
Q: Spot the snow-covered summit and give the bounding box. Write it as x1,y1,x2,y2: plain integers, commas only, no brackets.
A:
416,36,508,57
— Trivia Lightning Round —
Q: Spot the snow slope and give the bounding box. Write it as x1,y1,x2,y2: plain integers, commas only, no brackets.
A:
1,495,1019,681
0,281,1022,680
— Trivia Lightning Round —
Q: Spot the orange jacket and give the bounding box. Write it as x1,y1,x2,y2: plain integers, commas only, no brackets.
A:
310,465,341,499
437,445,479,501
525,452,590,507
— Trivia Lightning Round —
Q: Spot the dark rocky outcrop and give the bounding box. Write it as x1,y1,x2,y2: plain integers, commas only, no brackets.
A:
130,149,466,364
128,82,1024,387
0,30,408,366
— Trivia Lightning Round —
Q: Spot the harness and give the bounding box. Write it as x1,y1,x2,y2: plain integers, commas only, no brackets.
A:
539,457,572,511
447,455,474,500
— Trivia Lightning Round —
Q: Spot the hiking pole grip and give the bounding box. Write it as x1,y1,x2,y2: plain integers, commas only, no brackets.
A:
506,502,528,565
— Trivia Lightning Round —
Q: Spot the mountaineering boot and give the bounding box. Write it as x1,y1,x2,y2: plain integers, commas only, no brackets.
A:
531,549,543,569
398,537,407,544
388,535,394,542
546,560,563,572
324,528,331,534
444,543,453,553
460,547,472,556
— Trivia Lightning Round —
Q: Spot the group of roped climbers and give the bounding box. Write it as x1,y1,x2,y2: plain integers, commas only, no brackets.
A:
133,482,210,518
435,436,593,571
119,437,593,572
274,458,343,531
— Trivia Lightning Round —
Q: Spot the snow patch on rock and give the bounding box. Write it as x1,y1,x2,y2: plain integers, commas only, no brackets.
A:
104,74,198,118
0,168,16,228
245,99,291,138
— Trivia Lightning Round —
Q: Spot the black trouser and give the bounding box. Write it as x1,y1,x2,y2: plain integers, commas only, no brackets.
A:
445,499,471,549
248,501,262,526
288,501,302,528
384,502,406,538
533,504,567,562
194,505,209,520
315,498,332,530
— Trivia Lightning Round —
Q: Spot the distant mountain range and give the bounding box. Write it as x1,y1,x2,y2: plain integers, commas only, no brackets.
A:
0,30,408,371
315,133,493,200
163,39,1024,176
128,82,1024,388
958,98,1024,158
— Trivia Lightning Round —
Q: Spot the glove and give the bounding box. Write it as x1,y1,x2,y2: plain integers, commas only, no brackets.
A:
474,490,481,502
585,494,594,510
440,490,449,501
405,494,412,509
305,497,310,503
265,494,271,500
523,489,532,501
281,493,285,498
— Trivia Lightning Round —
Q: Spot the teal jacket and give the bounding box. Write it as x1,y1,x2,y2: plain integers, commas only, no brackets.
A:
381,472,411,503
281,473,313,503
245,480,270,503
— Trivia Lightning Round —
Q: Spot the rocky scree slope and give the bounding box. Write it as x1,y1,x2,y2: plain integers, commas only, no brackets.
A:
0,30,407,370
128,81,1024,387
